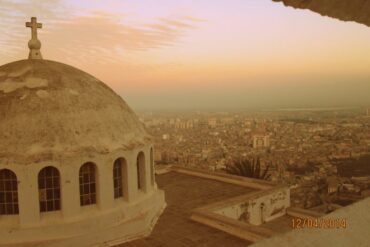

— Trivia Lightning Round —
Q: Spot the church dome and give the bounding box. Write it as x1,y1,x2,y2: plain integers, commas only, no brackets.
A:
0,59,151,164
0,17,165,247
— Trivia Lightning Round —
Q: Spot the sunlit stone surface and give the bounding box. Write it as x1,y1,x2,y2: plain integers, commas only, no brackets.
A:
273,0,370,27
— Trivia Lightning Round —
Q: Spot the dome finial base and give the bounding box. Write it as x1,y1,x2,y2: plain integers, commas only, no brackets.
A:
28,49,43,60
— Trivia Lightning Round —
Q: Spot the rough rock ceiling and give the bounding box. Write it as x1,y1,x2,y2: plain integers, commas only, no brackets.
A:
272,0,370,27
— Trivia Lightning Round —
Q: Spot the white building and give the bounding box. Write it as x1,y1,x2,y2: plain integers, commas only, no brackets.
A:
252,130,270,149
0,17,165,247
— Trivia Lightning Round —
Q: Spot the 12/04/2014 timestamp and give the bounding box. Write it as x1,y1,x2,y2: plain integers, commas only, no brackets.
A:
292,217,347,229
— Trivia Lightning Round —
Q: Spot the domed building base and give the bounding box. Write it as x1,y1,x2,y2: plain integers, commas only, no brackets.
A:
0,189,165,247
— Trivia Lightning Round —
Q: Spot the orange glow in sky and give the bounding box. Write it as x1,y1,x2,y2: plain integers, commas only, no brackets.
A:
1,0,370,109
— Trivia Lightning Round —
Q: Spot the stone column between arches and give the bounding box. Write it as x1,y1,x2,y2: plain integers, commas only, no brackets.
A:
97,157,114,210
17,167,40,227
144,147,153,192
61,163,84,218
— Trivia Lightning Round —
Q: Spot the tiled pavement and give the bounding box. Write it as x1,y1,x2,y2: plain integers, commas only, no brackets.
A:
119,172,255,247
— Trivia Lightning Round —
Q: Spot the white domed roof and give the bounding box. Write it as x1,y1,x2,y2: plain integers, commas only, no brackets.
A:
0,59,151,164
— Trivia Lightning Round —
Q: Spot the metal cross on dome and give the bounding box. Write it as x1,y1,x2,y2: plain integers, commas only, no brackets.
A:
26,17,43,59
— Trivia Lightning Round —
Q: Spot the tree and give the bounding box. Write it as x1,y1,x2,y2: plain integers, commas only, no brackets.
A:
225,157,270,180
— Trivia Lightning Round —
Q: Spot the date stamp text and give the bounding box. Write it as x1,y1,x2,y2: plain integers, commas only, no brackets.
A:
292,217,347,229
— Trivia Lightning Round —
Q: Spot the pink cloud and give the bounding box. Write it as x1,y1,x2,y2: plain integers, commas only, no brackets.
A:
42,12,202,63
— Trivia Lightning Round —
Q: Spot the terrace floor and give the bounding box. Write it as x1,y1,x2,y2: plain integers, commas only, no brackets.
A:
119,171,256,247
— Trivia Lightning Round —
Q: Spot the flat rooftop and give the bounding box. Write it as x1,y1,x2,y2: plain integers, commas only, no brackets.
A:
120,171,256,247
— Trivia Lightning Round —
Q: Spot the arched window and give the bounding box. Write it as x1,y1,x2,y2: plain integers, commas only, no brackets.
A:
113,158,128,200
137,152,146,191
150,148,154,185
38,166,61,212
0,169,19,215
79,162,97,206
113,159,123,198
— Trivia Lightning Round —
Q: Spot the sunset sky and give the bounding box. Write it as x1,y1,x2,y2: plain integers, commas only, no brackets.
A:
1,0,370,110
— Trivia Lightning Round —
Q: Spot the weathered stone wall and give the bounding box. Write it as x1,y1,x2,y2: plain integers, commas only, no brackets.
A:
248,187,290,225
214,187,290,226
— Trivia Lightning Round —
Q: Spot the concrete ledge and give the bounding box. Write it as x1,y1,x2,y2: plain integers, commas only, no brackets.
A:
166,165,278,190
286,207,325,219
191,209,274,243
195,188,287,212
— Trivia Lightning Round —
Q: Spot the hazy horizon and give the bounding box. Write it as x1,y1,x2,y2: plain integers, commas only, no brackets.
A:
1,0,370,110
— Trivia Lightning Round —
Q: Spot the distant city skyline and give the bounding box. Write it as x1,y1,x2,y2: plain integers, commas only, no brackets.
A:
1,0,370,109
